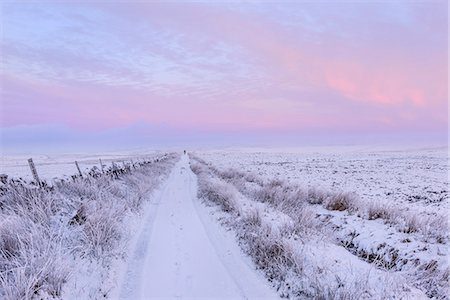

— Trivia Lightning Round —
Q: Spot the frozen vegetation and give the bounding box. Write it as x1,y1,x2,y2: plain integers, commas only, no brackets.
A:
0,153,179,299
192,146,449,299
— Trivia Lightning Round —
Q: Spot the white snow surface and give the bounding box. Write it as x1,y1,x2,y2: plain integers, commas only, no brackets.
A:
112,154,279,299
194,145,449,298
198,145,449,211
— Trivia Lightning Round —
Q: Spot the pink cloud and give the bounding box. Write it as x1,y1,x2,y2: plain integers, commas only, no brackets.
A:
1,1,447,143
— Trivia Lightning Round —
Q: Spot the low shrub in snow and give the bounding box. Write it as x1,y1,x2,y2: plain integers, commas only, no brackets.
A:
218,168,264,186
364,200,397,221
323,192,359,212
306,187,328,205
193,165,238,214
242,207,262,228
419,213,449,244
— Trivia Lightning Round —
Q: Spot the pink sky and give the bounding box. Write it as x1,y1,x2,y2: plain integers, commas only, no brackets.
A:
0,1,447,150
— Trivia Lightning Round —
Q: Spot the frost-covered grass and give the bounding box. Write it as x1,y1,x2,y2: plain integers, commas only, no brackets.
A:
0,214,69,299
209,163,448,244
197,147,449,209
191,153,449,299
190,157,417,299
0,153,179,299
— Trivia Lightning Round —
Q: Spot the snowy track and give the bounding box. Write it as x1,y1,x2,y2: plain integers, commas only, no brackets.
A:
117,155,278,299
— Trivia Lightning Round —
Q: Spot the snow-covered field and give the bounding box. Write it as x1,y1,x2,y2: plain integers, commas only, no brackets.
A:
197,145,449,211
193,145,449,298
1,146,448,299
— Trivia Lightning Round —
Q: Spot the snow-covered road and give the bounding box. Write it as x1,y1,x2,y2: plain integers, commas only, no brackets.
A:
116,154,278,299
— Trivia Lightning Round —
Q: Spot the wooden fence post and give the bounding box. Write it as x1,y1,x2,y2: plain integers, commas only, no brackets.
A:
112,162,119,179
28,158,41,186
75,161,83,177
99,159,104,173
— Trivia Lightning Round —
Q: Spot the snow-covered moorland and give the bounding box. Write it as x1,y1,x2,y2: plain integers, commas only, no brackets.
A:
192,146,449,299
0,153,179,299
0,146,447,299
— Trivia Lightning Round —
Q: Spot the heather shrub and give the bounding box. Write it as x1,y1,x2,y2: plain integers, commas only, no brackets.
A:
323,192,358,212
306,187,328,205
365,200,395,220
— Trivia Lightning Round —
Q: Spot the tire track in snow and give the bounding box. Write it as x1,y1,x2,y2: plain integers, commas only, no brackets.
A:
117,168,174,300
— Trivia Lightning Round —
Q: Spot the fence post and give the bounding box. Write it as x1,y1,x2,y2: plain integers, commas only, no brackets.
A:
99,159,104,173
112,162,119,179
28,158,41,186
75,161,83,177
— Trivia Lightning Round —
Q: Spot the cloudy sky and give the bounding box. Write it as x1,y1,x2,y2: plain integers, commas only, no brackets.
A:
1,1,447,152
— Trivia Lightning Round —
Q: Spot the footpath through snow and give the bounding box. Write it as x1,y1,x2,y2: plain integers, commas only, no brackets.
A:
115,154,279,299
